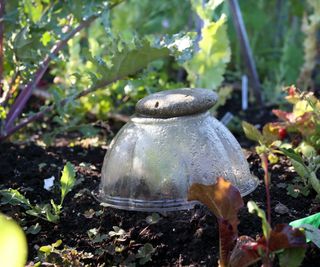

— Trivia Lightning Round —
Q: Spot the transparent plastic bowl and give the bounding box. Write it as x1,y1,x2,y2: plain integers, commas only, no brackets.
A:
96,109,258,212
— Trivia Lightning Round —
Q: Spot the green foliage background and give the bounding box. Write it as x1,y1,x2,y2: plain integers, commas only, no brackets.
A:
1,0,316,141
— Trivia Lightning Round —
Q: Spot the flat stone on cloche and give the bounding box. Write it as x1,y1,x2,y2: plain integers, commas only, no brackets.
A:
135,88,218,118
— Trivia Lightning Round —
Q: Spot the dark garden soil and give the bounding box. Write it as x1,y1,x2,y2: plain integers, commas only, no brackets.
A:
0,141,319,267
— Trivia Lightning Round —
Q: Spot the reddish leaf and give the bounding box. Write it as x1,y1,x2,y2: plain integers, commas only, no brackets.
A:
272,109,293,122
229,236,260,267
188,178,244,267
272,109,313,125
188,177,244,231
295,112,312,125
219,219,238,267
264,224,306,252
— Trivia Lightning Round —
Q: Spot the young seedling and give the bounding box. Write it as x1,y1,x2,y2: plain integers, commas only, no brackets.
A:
0,162,76,223
281,148,320,197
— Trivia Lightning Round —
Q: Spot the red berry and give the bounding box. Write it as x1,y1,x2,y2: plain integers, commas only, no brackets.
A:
278,128,287,140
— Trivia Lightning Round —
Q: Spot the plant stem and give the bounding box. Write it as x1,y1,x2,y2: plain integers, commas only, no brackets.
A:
0,78,117,141
260,153,272,267
4,15,99,132
0,0,5,96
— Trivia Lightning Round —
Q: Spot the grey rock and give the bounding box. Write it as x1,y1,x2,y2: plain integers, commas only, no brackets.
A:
135,88,218,118
274,202,289,214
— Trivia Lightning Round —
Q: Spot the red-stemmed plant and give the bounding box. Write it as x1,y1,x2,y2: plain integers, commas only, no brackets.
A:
188,174,306,267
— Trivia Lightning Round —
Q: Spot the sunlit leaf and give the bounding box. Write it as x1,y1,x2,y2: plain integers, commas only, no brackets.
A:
242,121,263,143
184,14,230,89
247,201,271,239
0,188,32,208
60,162,76,203
188,177,244,231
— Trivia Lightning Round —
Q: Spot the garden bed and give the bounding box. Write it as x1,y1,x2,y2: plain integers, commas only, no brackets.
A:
0,141,319,266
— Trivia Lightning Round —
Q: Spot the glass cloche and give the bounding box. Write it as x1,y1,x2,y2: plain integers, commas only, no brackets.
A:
96,88,258,211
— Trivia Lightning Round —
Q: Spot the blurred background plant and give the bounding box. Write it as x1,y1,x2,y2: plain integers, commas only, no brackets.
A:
0,0,319,144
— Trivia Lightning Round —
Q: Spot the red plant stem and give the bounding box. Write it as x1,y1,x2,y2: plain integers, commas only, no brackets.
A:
260,153,272,266
261,154,271,225
0,0,5,96
4,15,98,132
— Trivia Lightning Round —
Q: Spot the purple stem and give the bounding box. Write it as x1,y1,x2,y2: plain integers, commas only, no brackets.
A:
0,0,5,96
4,15,98,132
0,78,117,141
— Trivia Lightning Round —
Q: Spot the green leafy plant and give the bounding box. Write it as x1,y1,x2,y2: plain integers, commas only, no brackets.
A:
272,86,320,152
135,243,155,265
243,86,320,197
242,120,284,164
0,162,76,223
0,213,28,267
281,148,320,197
36,239,94,267
0,0,231,143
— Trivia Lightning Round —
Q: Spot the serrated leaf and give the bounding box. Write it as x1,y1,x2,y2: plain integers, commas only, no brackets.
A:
0,214,28,267
60,162,76,203
184,14,230,89
242,121,264,143
247,201,271,239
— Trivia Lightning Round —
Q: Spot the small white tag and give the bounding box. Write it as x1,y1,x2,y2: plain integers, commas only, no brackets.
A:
242,75,248,111
44,176,55,191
